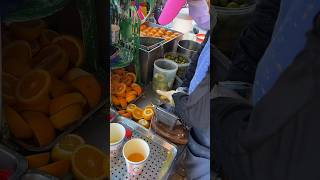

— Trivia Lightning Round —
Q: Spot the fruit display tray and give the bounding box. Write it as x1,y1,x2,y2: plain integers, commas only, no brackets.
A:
12,99,106,152
111,116,177,180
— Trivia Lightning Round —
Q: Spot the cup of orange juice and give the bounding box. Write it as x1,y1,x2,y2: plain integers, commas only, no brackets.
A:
110,123,126,157
122,138,150,175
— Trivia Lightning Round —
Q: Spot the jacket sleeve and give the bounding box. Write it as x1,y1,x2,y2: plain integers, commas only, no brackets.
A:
227,0,281,83
173,73,210,129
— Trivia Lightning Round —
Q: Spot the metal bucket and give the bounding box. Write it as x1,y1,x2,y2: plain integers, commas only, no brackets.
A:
177,40,202,58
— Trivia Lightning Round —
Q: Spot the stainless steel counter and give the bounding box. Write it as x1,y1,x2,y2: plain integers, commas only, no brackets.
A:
134,84,187,178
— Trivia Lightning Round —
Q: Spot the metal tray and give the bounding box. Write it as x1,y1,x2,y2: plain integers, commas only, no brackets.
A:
111,117,177,180
12,100,105,152
110,107,119,122
141,22,183,53
0,144,27,180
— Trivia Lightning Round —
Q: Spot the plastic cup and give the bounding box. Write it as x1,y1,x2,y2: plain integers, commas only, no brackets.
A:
110,123,126,157
152,59,178,91
122,138,150,175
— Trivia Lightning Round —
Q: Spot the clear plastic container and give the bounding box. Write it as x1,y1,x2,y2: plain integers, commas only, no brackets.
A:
152,59,178,91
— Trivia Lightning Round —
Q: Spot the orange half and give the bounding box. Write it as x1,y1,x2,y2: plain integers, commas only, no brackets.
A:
53,35,85,67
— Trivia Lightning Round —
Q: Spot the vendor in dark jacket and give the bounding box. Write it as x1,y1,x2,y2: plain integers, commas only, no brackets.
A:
156,1,212,179
212,0,320,179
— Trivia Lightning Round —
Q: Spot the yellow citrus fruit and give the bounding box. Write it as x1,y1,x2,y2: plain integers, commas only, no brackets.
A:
38,160,70,178
21,111,56,146
62,68,91,82
4,105,33,139
2,72,19,105
53,35,85,67
16,69,51,106
143,108,154,121
51,134,85,161
33,45,69,78
50,77,74,98
10,20,47,41
132,108,144,120
49,92,87,115
126,104,137,113
50,104,83,130
71,144,108,180
26,152,50,169
71,75,102,108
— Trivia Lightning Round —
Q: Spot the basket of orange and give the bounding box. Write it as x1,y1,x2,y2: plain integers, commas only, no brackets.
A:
111,68,143,110
1,19,104,152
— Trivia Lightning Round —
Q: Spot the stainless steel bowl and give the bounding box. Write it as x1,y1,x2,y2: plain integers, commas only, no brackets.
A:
177,40,202,58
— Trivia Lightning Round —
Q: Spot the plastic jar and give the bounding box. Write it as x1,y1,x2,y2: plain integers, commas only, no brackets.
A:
152,59,178,91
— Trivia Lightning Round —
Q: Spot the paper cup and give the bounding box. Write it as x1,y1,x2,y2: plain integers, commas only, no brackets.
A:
122,138,150,175
110,123,126,157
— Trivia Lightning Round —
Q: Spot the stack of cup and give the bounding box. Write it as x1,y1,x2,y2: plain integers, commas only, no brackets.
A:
110,123,126,157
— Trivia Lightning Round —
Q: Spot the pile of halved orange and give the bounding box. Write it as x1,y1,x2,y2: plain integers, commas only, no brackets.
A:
2,19,102,148
111,68,142,109
25,134,85,178
118,103,155,128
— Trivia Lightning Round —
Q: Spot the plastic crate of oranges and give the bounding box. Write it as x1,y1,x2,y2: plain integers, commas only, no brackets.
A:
140,24,181,42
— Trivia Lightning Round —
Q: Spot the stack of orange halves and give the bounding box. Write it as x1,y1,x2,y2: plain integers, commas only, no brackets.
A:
2,19,102,147
111,68,143,109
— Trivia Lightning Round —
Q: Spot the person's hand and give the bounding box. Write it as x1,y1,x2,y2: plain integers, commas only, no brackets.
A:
156,90,177,106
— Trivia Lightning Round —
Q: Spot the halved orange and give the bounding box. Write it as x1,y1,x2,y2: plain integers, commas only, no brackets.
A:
15,97,50,114
143,108,154,121
10,20,47,41
132,108,144,120
113,83,126,95
51,134,85,161
71,144,108,180
50,78,74,98
126,94,137,103
111,74,121,83
33,45,69,77
138,119,150,128
3,40,32,60
39,29,60,47
2,72,19,105
119,97,127,109
3,57,31,78
4,105,33,139
111,95,120,106
16,69,51,106
126,72,137,83
38,160,70,178
53,35,85,67
26,152,50,169
118,110,132,118
71,75,102,108
21,111,56,146
49,92,87,115
126,104,137,113
131,83,142,95
62,68,91,82
49,104,83,130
